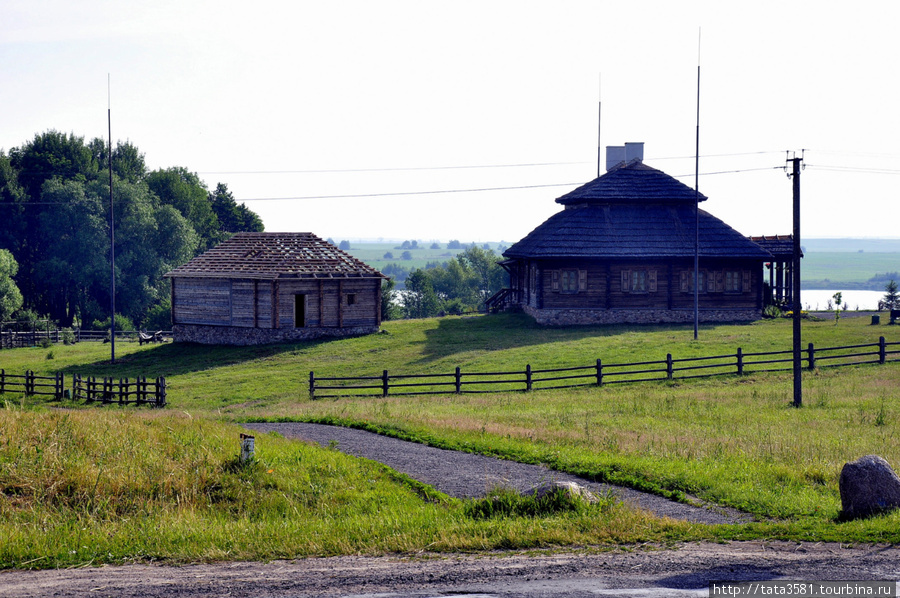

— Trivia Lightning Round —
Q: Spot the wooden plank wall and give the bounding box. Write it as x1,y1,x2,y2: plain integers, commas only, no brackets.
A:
535,260,762,311
173,277,381,330
172,278,231,325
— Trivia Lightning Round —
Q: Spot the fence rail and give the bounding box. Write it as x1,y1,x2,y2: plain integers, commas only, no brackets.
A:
0,369,166,407
309,336,899,399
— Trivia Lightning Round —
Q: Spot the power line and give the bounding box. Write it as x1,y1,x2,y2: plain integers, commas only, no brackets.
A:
197,161,591,175
805,164,900,175
238,182,584,202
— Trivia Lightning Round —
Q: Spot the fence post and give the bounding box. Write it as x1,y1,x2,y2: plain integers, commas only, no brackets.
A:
525,364,532,391
382,370,389,397
595,359,603,386
25,370,34,395
666,354,673,380
807,342,816,370
156,377,167,407
880,336,887,364
0,368,4,394
455,366,462,394
736,347,744,376
55,372,63,399
309,371,315,400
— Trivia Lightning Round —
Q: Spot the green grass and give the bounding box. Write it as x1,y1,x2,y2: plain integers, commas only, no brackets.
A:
3,313,900,567
785,251,899,289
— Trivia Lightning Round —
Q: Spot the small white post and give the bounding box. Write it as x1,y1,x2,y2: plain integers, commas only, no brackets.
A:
240,433,255,463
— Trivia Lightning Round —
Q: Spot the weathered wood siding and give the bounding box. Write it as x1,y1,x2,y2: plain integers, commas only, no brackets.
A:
531,259,762,311
172,278,231,325
173,277,381,331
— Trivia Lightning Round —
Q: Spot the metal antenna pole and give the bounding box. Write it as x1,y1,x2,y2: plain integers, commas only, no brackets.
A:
693,30,701,340
108,75,116,364
790,155,803,407
597,74,602,178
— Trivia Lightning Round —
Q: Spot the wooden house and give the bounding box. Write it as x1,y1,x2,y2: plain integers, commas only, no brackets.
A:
164,232,386,345
489,145,773,325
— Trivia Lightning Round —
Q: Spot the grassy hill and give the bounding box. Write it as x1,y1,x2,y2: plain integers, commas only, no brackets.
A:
2,314,900,567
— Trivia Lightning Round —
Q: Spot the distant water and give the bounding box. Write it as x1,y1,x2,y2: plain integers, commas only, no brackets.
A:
800,289,885,311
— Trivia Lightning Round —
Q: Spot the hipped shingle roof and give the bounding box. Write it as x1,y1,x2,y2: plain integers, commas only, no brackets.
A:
164,232,385,280
505,161,770,261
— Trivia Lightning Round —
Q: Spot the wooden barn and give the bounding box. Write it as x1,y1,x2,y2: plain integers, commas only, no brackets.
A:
164,232,386,345
488,144,773,325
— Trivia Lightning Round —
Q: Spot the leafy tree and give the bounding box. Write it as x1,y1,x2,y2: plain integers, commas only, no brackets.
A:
401,251,413,260
383,252,394,259
8,130,99,200
147,167,219,251
883,280,899,310
209,182,263,233
338,240,351,250
142,298,172,330
402,270,441,319
447,240,462,249
380,278,400,321
430,242,441,250
0,249,23,322
88,138,147,183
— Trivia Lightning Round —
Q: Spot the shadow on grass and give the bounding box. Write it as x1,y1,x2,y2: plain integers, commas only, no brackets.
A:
418,312,699,363
55,338,333,378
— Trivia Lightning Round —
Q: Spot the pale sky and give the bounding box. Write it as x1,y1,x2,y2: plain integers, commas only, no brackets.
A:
3,0,899,242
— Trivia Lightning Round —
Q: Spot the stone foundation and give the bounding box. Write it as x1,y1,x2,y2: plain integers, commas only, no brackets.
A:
173,324,380,346
523,306,761,326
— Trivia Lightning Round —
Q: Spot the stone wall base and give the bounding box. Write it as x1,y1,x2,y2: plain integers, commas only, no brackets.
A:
523,306,761,326
173,324,380,346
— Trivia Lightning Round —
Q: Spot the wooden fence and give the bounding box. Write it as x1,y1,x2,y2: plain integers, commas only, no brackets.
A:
0,328,172,348
309,336,900,399
0,369,166,407
0,369,65,398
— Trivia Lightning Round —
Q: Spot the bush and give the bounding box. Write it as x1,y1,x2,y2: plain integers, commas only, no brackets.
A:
762,304,783,319
463,486,609,520
60,328,75,345
92,313,136,332
141,300,171,331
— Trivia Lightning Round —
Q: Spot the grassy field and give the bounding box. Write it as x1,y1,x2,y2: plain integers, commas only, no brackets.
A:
2,314,900,568
802,252,899,288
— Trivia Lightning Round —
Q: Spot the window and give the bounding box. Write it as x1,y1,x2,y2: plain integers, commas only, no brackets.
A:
621,269,657,293
680,270,706,293
347,293,357,305
725,271,741,293
551,269,587,293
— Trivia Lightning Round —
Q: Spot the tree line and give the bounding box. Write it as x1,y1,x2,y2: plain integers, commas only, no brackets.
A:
383,245,508,319
0,130,263,330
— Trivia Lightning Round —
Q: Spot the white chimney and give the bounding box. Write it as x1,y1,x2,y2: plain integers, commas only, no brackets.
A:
625,142,644,163
605,146,626,171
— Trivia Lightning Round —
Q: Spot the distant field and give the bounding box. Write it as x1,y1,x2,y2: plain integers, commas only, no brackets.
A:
345,241,507,278
801,252,899,288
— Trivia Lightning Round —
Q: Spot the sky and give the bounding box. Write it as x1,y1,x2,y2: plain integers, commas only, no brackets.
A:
3,0,899,243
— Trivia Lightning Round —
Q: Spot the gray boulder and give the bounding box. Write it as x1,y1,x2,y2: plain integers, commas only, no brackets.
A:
839,455,900,519
526,480,600,504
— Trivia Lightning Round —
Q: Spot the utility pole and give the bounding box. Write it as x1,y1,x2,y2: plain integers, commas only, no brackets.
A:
787,153,803,407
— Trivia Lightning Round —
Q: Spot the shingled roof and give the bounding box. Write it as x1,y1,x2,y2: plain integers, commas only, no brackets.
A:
750,235,802,259
555,160,708,206
165,232,386,280
504,162,770,261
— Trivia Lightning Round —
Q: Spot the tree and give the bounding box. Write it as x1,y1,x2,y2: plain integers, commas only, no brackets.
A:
380,278,400,321
447,240,462,249
8,130,99,201
338,240,351,250
883,279,899,310
146,167,220,252
383,252,394,259
88,138,148,183
209,183,263,233
0,249,23,322
401,250,413,260
430,242,441,250
402,270,441,319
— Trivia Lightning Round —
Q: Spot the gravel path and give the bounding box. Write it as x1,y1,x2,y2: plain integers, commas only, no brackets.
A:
243,422,750,525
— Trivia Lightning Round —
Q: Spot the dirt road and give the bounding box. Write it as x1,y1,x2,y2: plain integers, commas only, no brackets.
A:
2,542,898,598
